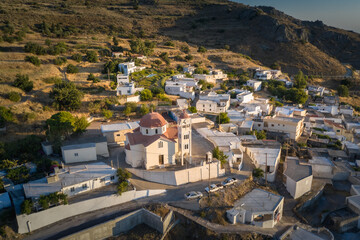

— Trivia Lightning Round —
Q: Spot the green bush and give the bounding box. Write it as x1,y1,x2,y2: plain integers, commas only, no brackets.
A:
50,81,83,110
180,45,190,54
66,64,79,74
140,89,153,101
197,46,207,53
24,42,46,55
14,74,33,92
216,112,230,124
185,54,193,62
102,109,113,119
338,85,349,97
54,56,67,65
8,92,21,102
71,53,82,62
164,41,175,47
25,56,41,66
188,106,197,113
86,50,98,62
21,200,33,215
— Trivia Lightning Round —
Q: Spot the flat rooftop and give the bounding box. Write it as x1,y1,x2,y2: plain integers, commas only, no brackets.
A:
233,188,283,213
100,121,140,133
284,157,312,182
284,227,327,240
23,162,116,198
309,157,334,167
61,142,96,151
266,116,303,123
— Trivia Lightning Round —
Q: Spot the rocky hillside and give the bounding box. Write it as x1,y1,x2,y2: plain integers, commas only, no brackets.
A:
1,0,360,75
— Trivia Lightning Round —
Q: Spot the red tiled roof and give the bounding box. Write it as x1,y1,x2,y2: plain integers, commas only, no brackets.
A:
163,126,178,140
324,119,345,129
126,126,178,147
139,112,167,128
179,110,190,119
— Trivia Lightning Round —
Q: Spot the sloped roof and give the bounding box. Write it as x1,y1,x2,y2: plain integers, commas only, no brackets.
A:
139,112,167,128
126,126,178,147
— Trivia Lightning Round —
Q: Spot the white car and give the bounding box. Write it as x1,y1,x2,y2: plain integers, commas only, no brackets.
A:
205,184,224,193
184,191,203,200
221,177,238,187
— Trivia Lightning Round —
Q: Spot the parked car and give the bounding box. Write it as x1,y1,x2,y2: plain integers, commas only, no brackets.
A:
184,191,203,200
221,177,238,187
205,184,224,193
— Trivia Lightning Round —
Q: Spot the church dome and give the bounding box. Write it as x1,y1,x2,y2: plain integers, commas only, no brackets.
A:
139,112,167,128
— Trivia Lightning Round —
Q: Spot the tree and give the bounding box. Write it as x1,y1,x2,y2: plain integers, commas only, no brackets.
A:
21,199,33,215
224,45,230,50
212,147,228,168
8,92,21,102
50,81,83,110
185,54,193,62
71,53,82,62
102,109,113,119
140,89,153,101
338,85,349,97
117,168,132,195
294,70,307,89
254,130,266,140
216,112,230,124
46,112,76,141
73,116,90,134
139,104,150,116
252,168,264,178
180,45,190,54
197,46,207,53
86,50,98,62
113,36,119,46
54,56,67,65
25,56,41,66
188,106,197,113
14,74,33,92
0,106,14,127
66,64,79,74
24,42,46,55
123,106,132,116
39,195,50,210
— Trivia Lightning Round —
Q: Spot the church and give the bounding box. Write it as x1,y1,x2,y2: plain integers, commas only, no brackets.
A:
125,111,192,169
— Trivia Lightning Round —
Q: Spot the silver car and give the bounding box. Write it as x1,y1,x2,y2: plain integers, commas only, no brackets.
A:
184,191,203,200
205,184,224,193
221,177,238,187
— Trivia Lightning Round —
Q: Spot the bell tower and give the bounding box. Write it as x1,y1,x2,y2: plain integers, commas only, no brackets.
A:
178,110,192,166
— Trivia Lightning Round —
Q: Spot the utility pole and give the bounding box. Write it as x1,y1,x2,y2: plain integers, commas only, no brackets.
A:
265,152,268,186
208,156,211,201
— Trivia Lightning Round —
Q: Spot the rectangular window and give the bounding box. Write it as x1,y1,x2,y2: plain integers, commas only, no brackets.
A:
70,187,75,192
158,141,163,148
185,144,189,149
155,129,158,134
110,176,115,180
82,184,87,189
74,153,78,157
116,134,120,136
184,134,189,139
146,129,148,134
271,124,274,127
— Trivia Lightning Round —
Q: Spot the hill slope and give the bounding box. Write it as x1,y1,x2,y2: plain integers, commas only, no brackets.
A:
0,0,359,74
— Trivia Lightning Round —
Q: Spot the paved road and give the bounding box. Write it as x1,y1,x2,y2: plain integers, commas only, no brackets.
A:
24,173,246,240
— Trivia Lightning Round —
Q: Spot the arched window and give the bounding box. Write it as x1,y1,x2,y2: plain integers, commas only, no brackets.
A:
158,141,163,148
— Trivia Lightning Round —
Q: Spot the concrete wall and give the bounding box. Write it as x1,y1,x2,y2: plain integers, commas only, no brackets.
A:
62,146,97,164
16,189,166,234
95,142,109,157
61,208,173,240
128,161,225,186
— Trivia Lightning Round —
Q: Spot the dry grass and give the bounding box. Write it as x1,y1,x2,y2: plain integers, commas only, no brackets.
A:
199,178,279,225
145,203,170,219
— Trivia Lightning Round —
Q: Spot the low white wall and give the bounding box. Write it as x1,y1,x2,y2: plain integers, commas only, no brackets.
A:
16,189,166,234
126,95,140,103
128,161,225,186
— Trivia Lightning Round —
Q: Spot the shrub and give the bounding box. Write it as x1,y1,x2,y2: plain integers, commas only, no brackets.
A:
224,45,230,50
174,55,184,61
102,109,113,119
216,112,230,124
54,56,67,65
139,104,149,116
21,200,33,215
86,50,98,62
8,92,21,102
338,85,349,97
140,89,153,101
188,106,197,113
180,45,190,54
71,53,82,62
24,42,46,55
197,46,207,53
25,56,41,66
185,54,193,61
66,64,79,74
14,74,33,92
47,42,68,55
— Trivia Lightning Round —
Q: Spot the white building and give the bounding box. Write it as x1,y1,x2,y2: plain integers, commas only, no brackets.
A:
165,81,195,100
236,90,254,103
193,70,227,85
197,92,231,113
61,136,109,164
242,140,281,182
23,162,117,200
284,157,313,199
246,80,262,92
339,105,354,116
275,107,306,118
227,189,284,228
116,82,143,96
255,70,272,80
116,74,129,85
125,111,191,169
118,62,145,75
183,65,195,75
253,116,305,141
309,157,334,179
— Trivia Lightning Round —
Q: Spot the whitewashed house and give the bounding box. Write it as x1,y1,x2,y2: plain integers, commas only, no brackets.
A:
339,105,354,116
255,70,272,80
165,81,195,100
197,92,231,113
236,90,254,103
116,74,129,85
23,162,118,200
284,157,313,199
118,62,145,75
246,80,262,92
183,65,195,75
116,82,143,96
227,189,284,228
